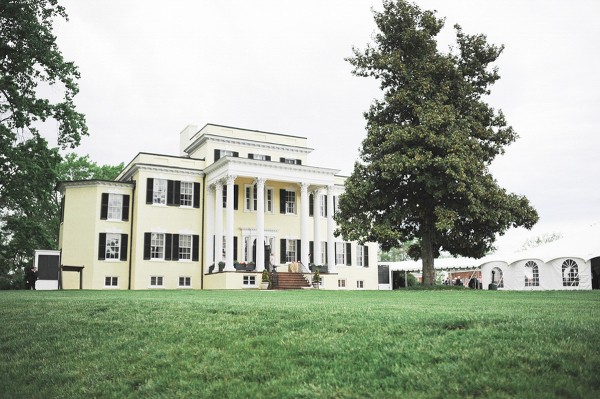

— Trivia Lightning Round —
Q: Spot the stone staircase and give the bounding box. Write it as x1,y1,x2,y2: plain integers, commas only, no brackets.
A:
273,272,311,290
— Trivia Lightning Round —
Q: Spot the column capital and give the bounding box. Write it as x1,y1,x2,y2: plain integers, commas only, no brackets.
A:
299,181,310,190
226,175,237,184
254,177,266,187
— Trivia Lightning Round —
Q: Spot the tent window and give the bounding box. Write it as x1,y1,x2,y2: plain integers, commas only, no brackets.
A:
491,267,504,288
562,259,579,287
524,261,539,287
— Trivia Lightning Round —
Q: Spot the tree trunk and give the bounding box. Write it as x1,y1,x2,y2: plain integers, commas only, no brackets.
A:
420,218,436,286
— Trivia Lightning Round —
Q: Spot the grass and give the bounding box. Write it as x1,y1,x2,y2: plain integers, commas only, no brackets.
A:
1,290,599,398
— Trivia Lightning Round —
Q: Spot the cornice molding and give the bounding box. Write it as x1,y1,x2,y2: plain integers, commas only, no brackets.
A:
185,133,313,155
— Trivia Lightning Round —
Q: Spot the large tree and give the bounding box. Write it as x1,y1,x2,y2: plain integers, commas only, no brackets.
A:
335,0,538,285
1,0,88,287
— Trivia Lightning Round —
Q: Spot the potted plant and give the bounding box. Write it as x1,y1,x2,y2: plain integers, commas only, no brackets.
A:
260,269,270,290
312,269,321,288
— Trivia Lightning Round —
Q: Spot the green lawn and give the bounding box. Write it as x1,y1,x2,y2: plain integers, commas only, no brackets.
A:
1,290,599,398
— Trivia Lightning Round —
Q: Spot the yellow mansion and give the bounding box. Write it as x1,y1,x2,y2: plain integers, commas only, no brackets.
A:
57,124,379,290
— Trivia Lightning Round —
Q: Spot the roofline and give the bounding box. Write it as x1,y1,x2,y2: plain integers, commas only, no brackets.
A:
117,152,205,181
192,123,307,142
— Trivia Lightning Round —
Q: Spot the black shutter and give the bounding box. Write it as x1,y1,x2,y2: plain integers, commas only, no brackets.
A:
309,241,314,264
248,153,254,159
193,182,201,208
172,234,180,261
98,233,106,260
334,243,337,265
60,196,65,222
309,194,314,217
120,234,128,261
165,233,173,261
146,178,154,204
174,180,181,206
233,236,238,261
233,185,239,210
233,151,239,157
167,180,175,206
222,186,227,208
297,240,302,262
297,159,302,165
214,149,221,162
100,193,109,220
280,157,286,163
266,155,272,161
192,235,199,261
324,242,328,264
279,189,286,213
280,239,286,263
144,233,151,260
324,195,328,217
364,246,369,267
122,195,130,221
346,243,352,266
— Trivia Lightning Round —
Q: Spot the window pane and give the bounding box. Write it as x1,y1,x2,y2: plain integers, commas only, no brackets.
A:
107,194,123,220
105,233,121,259
180,182,193,206
179,234,192,260
151,233,164,259
153,179,167,204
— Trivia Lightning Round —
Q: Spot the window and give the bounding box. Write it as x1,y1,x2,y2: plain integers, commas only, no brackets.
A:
105,233,121,260
104,276,118,287
101,193,129,221
179,234,192,261
180,182,193,207
491,267,504,288
243,275,256,286
153,179,167,205
151,233,165,260
356,245,365,266
150,276,164,287
338,279,347,288
335,242,352,266
333,196,339,215
286,239,297,263
321,241,327,265
357,280,364,289
245,184,258,211
179,277,191,287
562,259,579,286
266,188,274,213
286,190,296,214
250,154,269,161
214,149,239,161
319,195,326,217
107,194,123,220
280,157,301,165
98,233,128,261
524,261,539,287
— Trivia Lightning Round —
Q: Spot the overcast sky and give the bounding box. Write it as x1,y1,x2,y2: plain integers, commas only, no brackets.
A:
48,0,600,252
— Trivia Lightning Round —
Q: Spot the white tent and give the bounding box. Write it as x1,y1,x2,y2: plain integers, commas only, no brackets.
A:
379,222,600,290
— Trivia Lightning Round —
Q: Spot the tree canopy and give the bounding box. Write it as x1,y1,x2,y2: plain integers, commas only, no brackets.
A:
1,0,91,288
335,0,538,285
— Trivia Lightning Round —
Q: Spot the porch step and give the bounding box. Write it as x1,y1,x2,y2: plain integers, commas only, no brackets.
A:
273,272,311,290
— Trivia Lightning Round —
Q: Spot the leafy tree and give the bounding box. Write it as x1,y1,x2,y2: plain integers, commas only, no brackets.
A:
336,0,538,285
0,0,89,287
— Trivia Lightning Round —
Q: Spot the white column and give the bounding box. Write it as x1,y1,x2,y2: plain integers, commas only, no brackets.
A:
224,175,236,271
313,188,322,266
214,181,223,270
300,182,310,270
205,185,214,273
255,178,266,272
327,185,336,273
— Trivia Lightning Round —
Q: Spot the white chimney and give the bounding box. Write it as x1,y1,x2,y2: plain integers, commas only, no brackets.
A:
179,124,198,156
